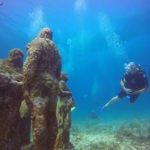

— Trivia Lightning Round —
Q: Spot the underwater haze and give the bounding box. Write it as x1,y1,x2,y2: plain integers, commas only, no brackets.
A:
1,0,150,149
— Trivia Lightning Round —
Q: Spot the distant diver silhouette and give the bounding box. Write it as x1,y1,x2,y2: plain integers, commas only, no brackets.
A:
89,106,103,119
0,1,4,6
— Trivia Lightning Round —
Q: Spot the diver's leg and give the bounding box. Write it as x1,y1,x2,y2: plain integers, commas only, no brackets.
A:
103,96,120,109
103,90,127,109
130,94,139,103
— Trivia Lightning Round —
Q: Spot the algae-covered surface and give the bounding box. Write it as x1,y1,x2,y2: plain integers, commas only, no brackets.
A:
71,118,150,150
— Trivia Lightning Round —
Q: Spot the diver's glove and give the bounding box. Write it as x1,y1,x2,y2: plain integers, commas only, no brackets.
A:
124,88,133,94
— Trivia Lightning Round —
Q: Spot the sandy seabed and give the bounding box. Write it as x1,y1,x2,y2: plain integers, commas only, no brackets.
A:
70,118,150,150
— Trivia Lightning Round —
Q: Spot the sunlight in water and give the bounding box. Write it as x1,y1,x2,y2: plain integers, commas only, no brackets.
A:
98,13,128,61
28,7,47,38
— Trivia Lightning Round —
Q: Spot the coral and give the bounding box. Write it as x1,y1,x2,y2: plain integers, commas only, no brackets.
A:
70,119,150,150
116,121,150,140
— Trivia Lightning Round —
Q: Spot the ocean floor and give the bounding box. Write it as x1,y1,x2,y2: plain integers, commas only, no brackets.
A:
70,118,150,150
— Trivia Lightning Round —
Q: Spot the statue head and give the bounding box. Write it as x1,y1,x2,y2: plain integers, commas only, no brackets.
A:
39,27,53,40
9,48,24,68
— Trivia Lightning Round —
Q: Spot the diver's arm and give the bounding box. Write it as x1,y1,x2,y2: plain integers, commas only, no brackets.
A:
0,73,22,88
120,79,133,94
103,96,120,109
120,78,127,91
60,88,72,95
59,80,72,96
131,87,148,94
130,75,149,94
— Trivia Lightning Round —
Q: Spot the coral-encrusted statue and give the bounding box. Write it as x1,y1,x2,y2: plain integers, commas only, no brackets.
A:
0,48,26,149
55,72,75,150
23,27,61,150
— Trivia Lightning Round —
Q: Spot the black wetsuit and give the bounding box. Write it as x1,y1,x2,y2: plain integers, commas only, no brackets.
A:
118,69,148,103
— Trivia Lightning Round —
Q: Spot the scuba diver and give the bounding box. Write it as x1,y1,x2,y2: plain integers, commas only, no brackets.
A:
103,62,149,109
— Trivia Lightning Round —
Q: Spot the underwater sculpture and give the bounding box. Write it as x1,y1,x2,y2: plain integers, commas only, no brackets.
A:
23,27,62,150
0,49,30,149
54,72,75,150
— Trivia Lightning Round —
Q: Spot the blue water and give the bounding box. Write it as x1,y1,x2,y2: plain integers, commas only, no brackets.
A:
0,0,150,123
